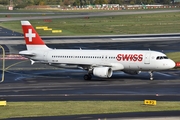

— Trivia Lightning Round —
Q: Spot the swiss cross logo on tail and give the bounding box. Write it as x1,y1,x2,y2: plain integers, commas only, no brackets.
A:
21,21,47,45
25,29,36,42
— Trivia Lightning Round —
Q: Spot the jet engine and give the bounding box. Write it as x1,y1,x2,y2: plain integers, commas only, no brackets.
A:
93,67,113,78
123,70,141,75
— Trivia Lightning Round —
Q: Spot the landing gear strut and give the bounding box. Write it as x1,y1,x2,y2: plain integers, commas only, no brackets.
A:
84,74,92,80
149,71,153,80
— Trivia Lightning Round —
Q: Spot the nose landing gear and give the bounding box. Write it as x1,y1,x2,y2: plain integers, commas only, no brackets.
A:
149,71,153,80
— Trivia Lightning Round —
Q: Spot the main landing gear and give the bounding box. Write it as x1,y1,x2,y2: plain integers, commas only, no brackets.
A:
84,74,92,80
149,71,153,80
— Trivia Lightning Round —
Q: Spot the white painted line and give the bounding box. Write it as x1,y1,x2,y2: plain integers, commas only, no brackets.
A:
112,37,180,41
156,72,172,77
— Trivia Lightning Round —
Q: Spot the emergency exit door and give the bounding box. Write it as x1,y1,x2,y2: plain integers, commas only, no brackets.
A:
144,53,150,64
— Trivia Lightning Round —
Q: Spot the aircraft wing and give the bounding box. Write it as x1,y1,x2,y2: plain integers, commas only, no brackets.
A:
49,63,124,71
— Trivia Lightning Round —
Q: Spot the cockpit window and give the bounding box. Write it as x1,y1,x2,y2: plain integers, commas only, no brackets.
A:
156,56,168,60
163,56,168,59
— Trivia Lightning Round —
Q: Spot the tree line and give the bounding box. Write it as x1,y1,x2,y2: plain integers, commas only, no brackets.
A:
0,0,174,8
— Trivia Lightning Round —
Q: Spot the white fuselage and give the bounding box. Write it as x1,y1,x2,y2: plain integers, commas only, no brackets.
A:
19,21,176,80
28,49,175,71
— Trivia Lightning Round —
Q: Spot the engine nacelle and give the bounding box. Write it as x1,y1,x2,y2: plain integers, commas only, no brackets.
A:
93,67,113,78
123,70,141,75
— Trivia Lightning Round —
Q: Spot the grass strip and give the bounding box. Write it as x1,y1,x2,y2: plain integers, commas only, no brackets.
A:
0,14,56,18
0,101,180,119
0,12,180,36
166,52,180,62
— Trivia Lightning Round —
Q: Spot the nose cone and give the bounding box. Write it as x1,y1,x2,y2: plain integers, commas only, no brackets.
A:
169,60,176,69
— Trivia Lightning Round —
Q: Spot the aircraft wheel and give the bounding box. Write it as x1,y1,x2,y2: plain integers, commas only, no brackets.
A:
84,74,92,80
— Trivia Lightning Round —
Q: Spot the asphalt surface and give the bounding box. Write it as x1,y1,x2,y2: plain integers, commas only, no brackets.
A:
2,39,180,55
1,69,180,120
0,26,23,36
1,40,180,120
0,9,180,22
1,69,180,100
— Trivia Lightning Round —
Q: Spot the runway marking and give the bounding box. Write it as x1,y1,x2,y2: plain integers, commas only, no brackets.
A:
6,70,70,81
112,37,180,41
4,60,29,71
15,77,27,81
129,117,180,120
156,72,172,77
1,94,180,97
0,55,27,60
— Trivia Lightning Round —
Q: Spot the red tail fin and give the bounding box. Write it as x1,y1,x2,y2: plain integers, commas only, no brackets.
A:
21,21,49,50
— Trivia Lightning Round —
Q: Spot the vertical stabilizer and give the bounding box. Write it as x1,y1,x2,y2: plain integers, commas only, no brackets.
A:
21,21,49,50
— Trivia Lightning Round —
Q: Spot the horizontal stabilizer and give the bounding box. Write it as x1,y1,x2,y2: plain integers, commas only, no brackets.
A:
19,50,36,57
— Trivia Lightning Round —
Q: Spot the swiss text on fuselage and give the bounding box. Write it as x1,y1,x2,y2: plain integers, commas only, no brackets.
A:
116,54,143,61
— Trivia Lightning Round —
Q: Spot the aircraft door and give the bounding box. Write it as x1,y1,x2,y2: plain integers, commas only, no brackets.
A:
101,55,107,64
144,53,151,64
43,51,48,62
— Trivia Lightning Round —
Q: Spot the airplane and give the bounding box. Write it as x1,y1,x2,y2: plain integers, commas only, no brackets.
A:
19,21,175,81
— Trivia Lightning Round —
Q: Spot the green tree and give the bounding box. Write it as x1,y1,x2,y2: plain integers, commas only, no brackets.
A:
130,0,135,4
64,0,70,5
94,0,100,4
136,0,142,4
103,0,108,4
73,0,80,6
161,0,171,4
0,0,8,5
27,0,35,5
110,0,120,4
